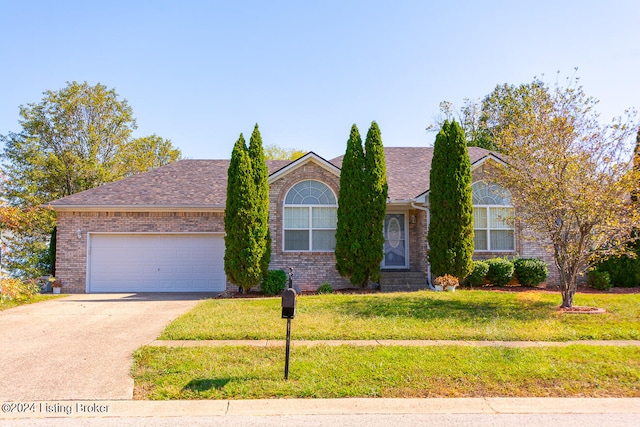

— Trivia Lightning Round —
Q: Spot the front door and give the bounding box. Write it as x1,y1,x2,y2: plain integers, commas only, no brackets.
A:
383,213,408,269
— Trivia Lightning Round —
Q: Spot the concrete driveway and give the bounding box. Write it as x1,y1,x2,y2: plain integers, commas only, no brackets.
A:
0,293,211,401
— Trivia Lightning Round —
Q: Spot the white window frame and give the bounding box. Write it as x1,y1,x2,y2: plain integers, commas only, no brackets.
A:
472,181,516,252
283,180,337,252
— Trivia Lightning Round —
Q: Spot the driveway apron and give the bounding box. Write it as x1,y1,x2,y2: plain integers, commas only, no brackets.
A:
0,293,207,401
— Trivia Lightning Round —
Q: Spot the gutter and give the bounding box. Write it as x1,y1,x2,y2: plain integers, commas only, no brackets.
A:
410,201,434,289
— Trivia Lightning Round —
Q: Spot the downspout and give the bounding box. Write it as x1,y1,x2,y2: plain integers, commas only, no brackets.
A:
411,201,435,289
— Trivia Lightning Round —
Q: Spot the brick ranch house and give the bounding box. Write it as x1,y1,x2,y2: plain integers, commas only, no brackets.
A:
47,147,555,293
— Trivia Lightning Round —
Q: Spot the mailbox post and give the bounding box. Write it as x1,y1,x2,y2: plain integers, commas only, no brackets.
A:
282,267,296,380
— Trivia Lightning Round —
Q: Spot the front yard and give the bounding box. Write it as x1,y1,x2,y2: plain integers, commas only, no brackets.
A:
133,290,640,399
160,290,640,341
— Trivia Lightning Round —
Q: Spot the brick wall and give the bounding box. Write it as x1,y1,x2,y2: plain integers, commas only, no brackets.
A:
469,162,559,286
56,211,225,293
268,162,352,291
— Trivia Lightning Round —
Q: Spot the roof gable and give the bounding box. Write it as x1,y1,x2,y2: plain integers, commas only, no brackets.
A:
268,151,341,184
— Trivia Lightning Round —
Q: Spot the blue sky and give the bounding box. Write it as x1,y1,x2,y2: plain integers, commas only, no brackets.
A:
1,0,638,160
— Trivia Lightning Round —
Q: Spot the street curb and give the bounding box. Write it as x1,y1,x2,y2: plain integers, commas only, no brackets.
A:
1,398,639,419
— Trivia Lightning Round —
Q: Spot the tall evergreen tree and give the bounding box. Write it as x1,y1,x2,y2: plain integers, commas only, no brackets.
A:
248,124,271,278
427,120,474,280
335,124,366,282
224,134,262,292
360,121,388,285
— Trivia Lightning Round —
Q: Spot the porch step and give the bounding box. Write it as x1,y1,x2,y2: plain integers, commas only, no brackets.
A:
380,271,428,293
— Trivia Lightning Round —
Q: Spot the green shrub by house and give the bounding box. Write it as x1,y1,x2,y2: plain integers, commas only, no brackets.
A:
593,240,640,287
427,120,474,280
485,258,514,286
467,260,489,287
513,258,548,286
587,270,612,291
317,282,334,294
261,270,287,296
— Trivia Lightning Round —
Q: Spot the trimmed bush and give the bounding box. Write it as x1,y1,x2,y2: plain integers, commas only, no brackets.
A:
594,246,640,287
513,258,548,286
260,270,287,296
317,283,334,294
485,258,514,286
587,270,612,291
467,261,489,287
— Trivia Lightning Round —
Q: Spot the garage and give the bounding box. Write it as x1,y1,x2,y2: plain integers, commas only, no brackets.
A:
87,233,226,293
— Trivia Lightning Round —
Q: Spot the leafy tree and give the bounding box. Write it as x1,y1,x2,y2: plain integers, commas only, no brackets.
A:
427,120,474,280
0,206,55,278
489,76,639,307
335,124,366,283
361,122,388,285
248,124,271,279
264,144,305,160
432,79,550,151
117,134,181,177
224,134,262,292
0,81,181,277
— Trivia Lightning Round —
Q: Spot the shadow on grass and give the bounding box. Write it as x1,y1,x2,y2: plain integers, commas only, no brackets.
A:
183,378,231,393
339,295,555,322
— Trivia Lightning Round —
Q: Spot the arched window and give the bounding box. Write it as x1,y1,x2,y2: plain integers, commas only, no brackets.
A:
472,181,515,251
284,180,337,251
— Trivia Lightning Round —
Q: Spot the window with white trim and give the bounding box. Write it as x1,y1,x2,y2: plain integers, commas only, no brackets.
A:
284,180,337,251
472,181,515,251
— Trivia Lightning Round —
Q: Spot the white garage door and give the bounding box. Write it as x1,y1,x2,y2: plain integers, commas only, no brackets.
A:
88,234,226,292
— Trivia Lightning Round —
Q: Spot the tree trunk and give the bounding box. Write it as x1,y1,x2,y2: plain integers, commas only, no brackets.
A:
561,287,575,308
558,268,578,308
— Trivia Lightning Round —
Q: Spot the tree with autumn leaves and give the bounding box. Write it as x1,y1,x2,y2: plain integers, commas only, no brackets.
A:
1,81,181,277
487,77,639,307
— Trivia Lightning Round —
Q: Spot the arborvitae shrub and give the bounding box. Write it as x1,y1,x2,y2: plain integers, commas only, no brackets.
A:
513,258,548,286
261,270,287,296
485,258,514,286
427,120,474,280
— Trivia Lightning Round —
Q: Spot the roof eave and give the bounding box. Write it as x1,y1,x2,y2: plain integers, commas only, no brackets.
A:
386,199,415,208
48,205,225,213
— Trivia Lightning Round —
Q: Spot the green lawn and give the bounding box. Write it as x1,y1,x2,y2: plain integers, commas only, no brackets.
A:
132,344,640,399
160,291,640,341
0,294,62,311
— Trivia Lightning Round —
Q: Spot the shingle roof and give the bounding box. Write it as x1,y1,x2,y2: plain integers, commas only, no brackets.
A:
48,159,292,210
331,146,498,201
48,147,501,210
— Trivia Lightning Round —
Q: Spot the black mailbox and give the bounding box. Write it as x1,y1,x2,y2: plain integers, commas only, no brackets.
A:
281,288,297,319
